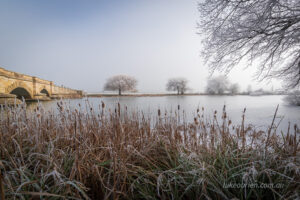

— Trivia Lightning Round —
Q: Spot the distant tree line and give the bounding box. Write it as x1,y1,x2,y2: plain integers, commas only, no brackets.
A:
102,75,300,106
103,74,243,95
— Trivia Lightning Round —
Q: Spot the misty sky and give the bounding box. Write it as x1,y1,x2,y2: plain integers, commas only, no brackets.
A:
0,0,281,93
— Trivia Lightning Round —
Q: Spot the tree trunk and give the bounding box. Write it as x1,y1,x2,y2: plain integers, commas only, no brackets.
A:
177,86,179,95
118,88,121,95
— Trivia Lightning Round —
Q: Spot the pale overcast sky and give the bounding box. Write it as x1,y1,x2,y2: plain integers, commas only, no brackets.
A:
0,0,281,93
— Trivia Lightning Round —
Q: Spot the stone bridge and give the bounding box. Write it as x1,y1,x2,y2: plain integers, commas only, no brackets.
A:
0,67,83,104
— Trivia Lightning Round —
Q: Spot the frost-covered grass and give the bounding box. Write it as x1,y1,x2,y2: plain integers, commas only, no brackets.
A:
0,101,299,199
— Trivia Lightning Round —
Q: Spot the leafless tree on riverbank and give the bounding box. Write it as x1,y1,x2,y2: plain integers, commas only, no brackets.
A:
198,0,300,89
229,83,240,94
104,75,137,95
166,78,188,94
206,75,229,94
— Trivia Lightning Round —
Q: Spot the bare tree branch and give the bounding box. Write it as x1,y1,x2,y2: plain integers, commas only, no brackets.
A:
198,0,300,89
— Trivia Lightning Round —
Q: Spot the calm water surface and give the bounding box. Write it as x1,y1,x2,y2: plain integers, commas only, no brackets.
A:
27,95,300,131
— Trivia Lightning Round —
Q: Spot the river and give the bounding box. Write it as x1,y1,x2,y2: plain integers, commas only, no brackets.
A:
26,95,300,132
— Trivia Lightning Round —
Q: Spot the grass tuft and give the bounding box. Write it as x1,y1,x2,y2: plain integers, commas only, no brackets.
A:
0,101,299,199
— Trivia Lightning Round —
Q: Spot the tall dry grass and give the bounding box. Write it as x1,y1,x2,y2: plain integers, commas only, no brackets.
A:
0,100,299,200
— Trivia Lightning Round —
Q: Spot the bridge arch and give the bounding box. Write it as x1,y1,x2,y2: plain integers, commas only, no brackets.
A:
40,88,50,97
10,88,32,100
5,82,33,100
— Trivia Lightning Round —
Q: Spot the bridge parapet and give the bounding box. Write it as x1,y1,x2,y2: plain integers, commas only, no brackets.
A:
0,67,33,82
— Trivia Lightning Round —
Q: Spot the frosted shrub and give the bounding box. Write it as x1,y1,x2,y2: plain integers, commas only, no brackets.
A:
284,91,300,106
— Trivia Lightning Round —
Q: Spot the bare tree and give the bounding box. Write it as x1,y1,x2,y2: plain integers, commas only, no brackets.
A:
206,75,229,94
104,75,137,95
166,78,188,95
229,83,240,94
198,0,300,88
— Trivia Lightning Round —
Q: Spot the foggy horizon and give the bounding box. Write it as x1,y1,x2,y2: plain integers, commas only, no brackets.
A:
0,0,282,93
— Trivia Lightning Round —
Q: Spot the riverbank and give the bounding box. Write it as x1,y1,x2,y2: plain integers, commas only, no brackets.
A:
87,93,203,97
87,92,285,97
1,101,299,199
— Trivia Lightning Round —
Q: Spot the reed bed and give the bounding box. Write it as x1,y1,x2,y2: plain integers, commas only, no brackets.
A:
0,100,299,200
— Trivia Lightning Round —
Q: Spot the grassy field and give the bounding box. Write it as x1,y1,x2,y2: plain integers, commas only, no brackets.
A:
0,101,299,199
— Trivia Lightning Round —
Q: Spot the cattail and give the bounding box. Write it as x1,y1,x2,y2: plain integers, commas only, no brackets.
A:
223,112,227,119
0,101,296,200
57,102,63,111
194,117,199,125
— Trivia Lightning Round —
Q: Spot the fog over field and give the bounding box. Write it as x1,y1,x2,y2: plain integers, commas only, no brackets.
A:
0,0,281,93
